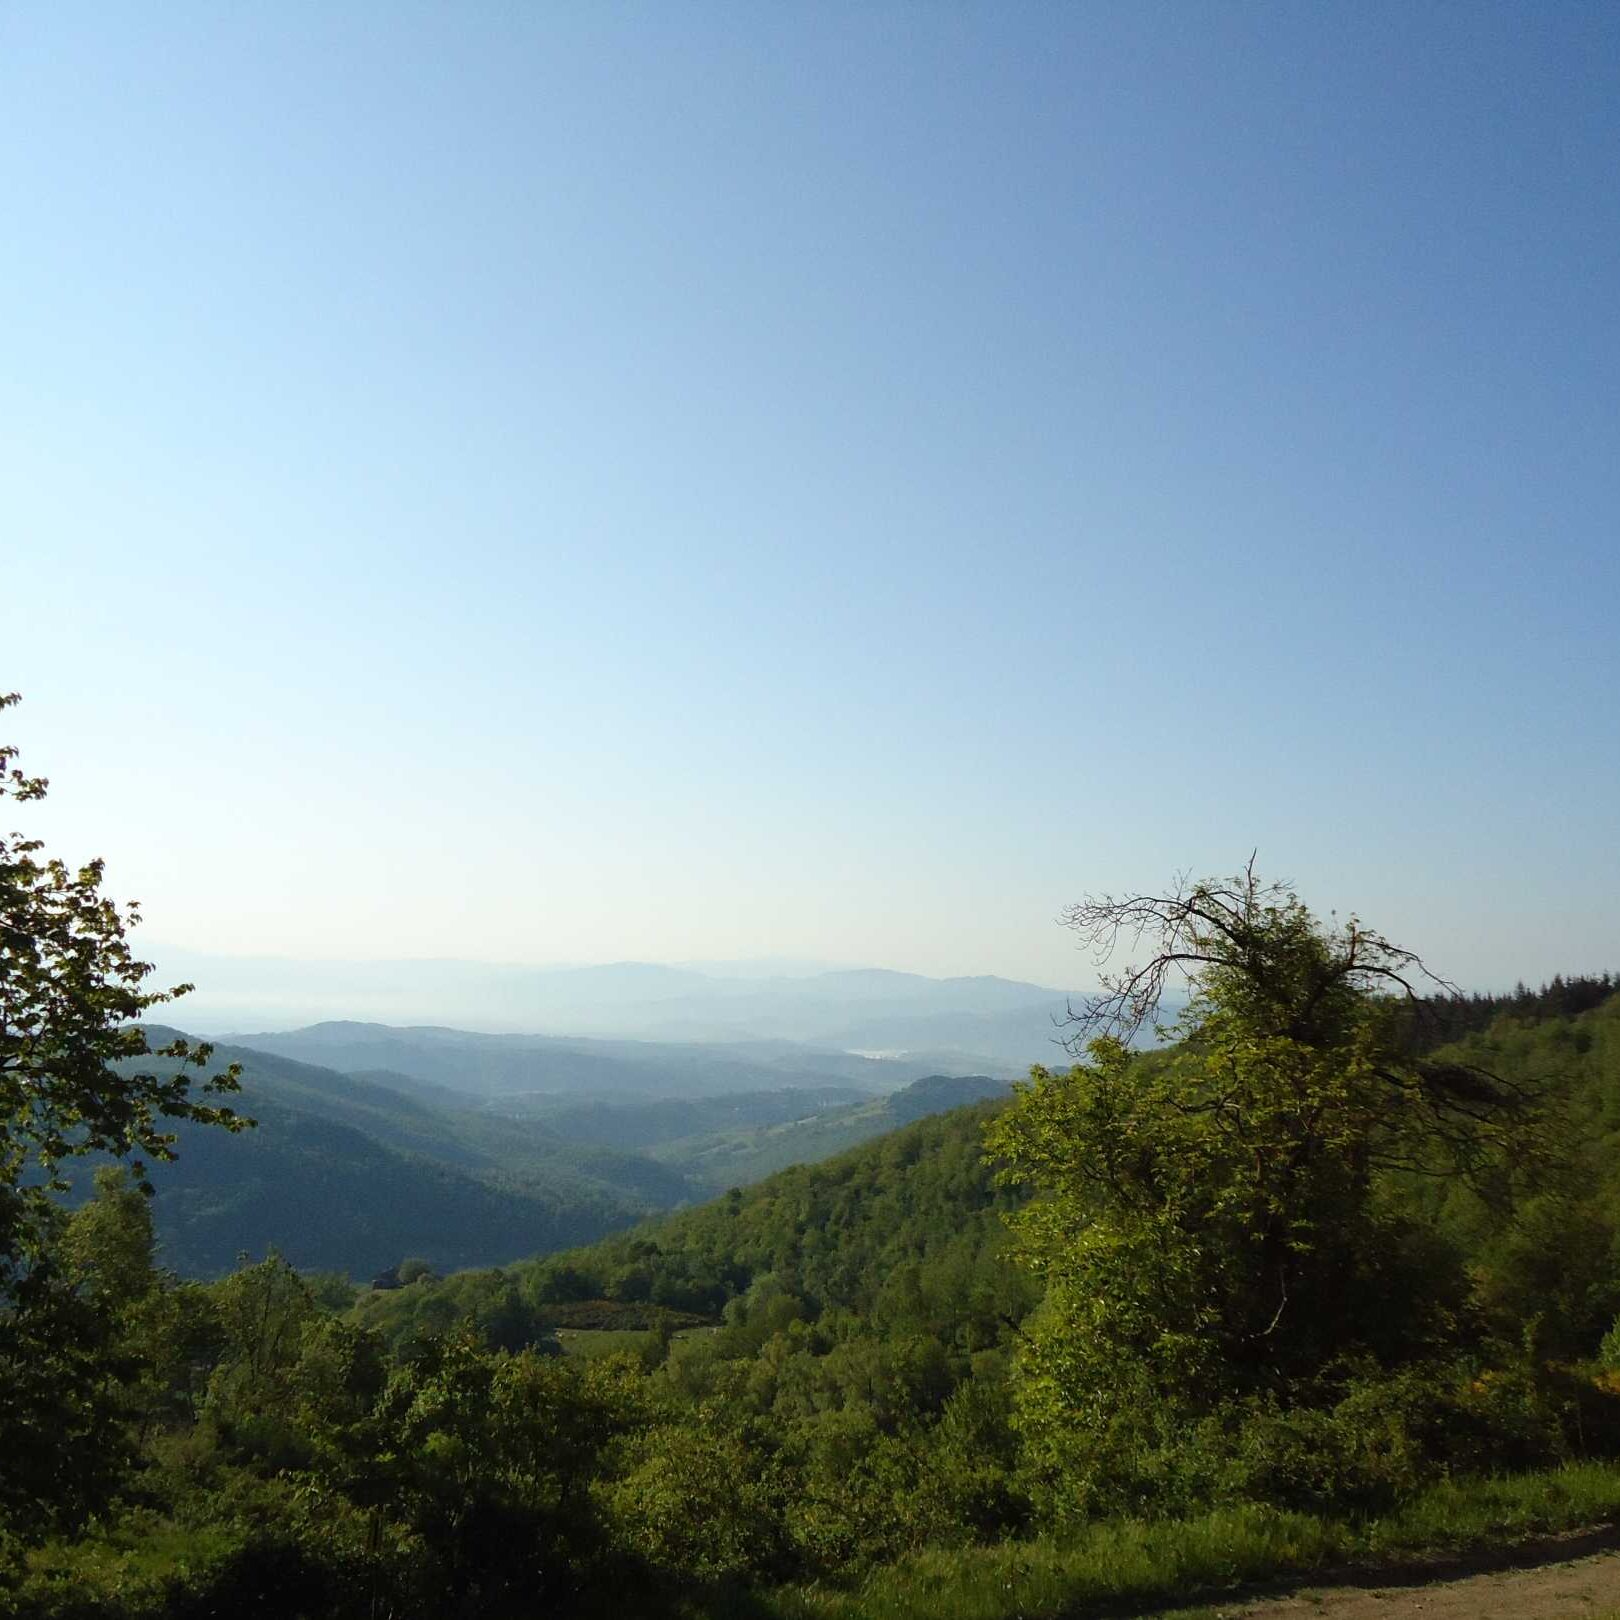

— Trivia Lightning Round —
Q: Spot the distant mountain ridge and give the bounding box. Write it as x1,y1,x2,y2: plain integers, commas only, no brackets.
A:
219,1022,998,1096
155,950,1100,1068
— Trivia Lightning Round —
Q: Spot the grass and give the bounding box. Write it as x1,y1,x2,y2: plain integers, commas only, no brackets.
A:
18,1462,1620,1620
554,1327,659,1359
1363,1462,1620,1557
748,1461,1620,1620
670,1325,722,1354
555,1324,719,1361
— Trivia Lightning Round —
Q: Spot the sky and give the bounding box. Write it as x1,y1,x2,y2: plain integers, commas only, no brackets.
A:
2,2,1617,993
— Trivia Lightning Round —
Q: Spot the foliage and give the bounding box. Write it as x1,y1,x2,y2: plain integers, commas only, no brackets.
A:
0,1259,136,1542
354,1264,561,1356
604,1416,789,1582
988,869,1558,1519
0,700,250,1541
0,695,245,1280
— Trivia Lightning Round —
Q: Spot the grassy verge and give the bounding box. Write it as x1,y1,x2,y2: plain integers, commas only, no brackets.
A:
749,1461,1620,1620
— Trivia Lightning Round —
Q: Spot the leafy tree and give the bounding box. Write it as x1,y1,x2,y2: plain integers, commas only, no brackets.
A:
0,1259,134,1537
605,1417,787,1583
359,1335,650,1613
0,697,250,1538
987,866,1550,1515
57,1165,209,1438
207,1253,320,1419
58,1164,160,1310
304,1269,360,1313
0,692,247,1279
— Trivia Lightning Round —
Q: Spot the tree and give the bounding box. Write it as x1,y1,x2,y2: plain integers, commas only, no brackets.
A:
0,695,252,1537
360,1335,650,1611
59,1164,160,1310
985,865,1548,1516
0,692,247,1279
1054,860,1537,1178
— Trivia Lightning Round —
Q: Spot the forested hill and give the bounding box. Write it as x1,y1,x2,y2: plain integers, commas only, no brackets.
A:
90,1036,1008,1281
642,1071,1010,1193
89,1031,697,1277
515,1098,1035,1341
372,986,1620,1361
1402,973,1619,1051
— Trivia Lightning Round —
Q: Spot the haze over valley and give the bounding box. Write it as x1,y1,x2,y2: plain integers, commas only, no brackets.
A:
158,950,1094,1072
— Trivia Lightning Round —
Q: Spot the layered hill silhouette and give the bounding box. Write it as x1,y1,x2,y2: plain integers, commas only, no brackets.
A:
154,950,1097,1069
93,1030,693,1277
87,1025,1015,1277
220,1020,955,1095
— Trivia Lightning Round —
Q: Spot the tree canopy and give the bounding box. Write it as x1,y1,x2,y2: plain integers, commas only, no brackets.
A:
1,693,248,1278
987,866,1555,1516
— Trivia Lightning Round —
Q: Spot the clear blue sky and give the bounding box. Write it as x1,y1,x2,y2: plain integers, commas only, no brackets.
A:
3,2,1616,990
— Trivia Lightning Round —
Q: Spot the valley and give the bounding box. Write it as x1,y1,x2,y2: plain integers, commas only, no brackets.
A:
94,986,1027,1277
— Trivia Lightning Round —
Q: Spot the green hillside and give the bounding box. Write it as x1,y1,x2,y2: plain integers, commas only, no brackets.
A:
646,1073,1010,1192
415,977,1620,1350
82,1037,1008,1279
124,1094,638,1278
72,1031,701,1277
521,1094,1033,1329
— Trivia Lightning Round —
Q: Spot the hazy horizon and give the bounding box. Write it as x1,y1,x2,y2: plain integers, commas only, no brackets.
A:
5,4,1616,993
135,941,1578,1046
146,941,1593,1005
136,944,1093,1049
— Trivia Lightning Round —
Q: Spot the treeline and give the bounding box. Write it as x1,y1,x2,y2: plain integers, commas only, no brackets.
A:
1402,971,1619,1050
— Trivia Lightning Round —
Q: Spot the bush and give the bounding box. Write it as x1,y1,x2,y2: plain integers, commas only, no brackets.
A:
603,1421,788,1584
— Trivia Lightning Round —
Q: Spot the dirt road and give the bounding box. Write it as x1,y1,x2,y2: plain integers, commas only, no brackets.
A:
1195,1527,1620,1620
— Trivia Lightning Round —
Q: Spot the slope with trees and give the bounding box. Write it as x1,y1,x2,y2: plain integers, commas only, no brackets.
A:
88,1033,698,1276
